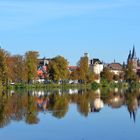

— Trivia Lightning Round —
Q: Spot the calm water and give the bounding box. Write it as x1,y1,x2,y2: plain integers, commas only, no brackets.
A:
0,88,140,140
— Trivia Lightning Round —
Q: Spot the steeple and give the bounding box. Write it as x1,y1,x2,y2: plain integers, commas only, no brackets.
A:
132,45,137,59
127,45,138,70
128,50,131,60
137,58,140,67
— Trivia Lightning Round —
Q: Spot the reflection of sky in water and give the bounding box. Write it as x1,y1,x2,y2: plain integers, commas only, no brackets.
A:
0,104,140,140
0,88,140,140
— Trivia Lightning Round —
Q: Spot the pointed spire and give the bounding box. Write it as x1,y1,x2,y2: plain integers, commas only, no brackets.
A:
127,50,131,62
133,111,136,123
138,58,140,66
132,45,137,59
129,111,132,119
123,61,126,68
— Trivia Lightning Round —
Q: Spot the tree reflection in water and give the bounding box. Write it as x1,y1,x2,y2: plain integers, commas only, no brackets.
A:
0,88,140,128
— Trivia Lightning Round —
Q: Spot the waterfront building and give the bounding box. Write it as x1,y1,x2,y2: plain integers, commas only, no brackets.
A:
90,59,103,75
107,62,123,75
90,58,103,83
37,57,51,81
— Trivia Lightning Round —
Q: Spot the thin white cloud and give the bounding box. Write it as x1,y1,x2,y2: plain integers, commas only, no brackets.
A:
0,0,139,30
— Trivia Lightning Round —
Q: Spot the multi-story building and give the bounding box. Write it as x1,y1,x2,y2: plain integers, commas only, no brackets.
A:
37,57,51,81
90,59,103,75
90,58,104,83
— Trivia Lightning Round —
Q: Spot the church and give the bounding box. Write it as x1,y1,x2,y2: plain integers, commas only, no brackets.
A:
127,46,140,76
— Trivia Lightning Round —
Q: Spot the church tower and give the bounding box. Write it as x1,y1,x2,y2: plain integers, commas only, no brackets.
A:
127,45,138,71
131,45,137,70
127,50,132,64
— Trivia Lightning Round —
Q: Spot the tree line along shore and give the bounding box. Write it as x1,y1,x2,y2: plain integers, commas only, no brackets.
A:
0,47,139,90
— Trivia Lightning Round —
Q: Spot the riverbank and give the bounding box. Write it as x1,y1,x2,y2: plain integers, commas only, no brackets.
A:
91,81,140,90
1,81,140,91
7,83,91,90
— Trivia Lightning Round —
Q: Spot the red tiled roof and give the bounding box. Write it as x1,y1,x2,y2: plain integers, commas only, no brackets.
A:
68,66,79,70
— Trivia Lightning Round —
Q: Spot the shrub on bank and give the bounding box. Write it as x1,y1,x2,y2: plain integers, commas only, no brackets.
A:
91,82,100,90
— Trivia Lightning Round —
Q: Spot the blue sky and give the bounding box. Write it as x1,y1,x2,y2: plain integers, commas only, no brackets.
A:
0,0,140,65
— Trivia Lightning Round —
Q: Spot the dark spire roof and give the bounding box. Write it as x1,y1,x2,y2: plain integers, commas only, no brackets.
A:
132,45,137,59
127,50,132,61
138,58,140,66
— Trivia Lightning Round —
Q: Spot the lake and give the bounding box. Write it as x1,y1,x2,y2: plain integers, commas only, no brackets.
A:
0,88,140,140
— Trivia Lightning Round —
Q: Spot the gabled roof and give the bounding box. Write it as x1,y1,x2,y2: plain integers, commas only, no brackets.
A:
108,63,123,71
68,66,79,71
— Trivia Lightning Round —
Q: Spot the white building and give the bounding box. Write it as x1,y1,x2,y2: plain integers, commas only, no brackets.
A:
90,59,103,74
90,59,104,83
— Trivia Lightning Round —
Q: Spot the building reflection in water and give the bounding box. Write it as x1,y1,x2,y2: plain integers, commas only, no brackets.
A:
108,94,125,109
128,98,138,123
0,88,140,128
125,90,139,122
90,89,104,112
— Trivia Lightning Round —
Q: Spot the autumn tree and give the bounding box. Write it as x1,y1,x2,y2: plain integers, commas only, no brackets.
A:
69,55,95,84
25,51,39,84
70,68,80,80
78,55,89,83
101,67,114,83
52,95,69,119
48,56,69,82
124,61,138,83
86,70,95,83
113,74,120,81
77,94,89,117
7,55,26,83
0,48,9,86
25,93,39,124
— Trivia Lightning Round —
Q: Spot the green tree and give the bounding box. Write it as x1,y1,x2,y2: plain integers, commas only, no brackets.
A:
25,51,39,84
48,56,69,82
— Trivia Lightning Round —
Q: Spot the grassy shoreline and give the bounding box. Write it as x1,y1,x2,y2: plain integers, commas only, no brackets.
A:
1,82,140,91
91,81,140,90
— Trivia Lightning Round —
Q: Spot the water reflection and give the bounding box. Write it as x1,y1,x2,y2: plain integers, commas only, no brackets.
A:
0,88,140,128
